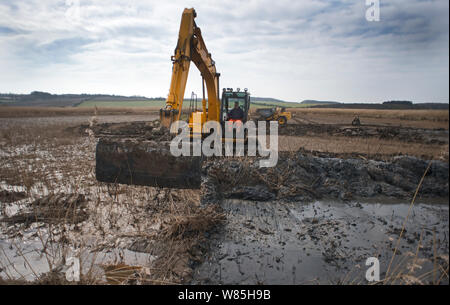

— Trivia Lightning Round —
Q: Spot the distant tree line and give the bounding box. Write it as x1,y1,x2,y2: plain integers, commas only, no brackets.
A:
382,100,413,105
311,102,448,110
0,91,166,102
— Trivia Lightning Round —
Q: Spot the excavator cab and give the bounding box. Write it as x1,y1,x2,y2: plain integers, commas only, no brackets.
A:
220,88,250,124
220,88,250,141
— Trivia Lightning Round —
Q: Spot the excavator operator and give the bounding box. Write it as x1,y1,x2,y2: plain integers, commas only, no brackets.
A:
227,101,244,133
227,102,244,121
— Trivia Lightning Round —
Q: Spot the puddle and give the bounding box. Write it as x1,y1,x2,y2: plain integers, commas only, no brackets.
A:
192,200,449,284
0,236,156,282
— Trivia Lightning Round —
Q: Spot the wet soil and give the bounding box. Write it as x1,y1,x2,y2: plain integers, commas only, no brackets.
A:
279,123,448,145
0,190,27,203
83,120,449,146
192,200,449,284
92,121,172,141
203,153,448,203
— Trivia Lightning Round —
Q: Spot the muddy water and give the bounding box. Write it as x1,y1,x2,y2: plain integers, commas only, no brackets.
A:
192,200,449,284
0,236,156,282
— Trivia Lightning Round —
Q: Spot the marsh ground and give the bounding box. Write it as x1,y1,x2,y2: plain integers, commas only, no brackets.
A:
0,107,448,284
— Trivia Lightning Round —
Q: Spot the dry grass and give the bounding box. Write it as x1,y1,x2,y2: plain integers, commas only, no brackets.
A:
161,205,225,239
0,106,160,118
148,203,225,283
102,264,149,285
287,108,449,129
0,121,79,146
289,108,449,122
278,135,448,161
3,106,447,127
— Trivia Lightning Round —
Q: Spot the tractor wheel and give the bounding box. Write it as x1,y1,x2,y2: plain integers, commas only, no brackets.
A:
278,116,287,126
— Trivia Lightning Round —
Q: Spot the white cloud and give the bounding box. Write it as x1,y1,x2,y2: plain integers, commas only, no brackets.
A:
0,0,448,102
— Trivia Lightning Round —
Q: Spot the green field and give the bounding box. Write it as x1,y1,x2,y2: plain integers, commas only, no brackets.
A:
76,100,166,108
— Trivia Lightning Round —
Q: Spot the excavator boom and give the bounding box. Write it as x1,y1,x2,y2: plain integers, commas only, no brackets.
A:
160,8,220,129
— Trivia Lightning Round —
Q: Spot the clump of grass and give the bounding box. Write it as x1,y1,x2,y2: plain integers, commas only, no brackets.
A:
0,193,88,226
162,204,225,239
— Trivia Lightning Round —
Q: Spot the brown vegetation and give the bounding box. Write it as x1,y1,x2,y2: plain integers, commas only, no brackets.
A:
286,108,449,129
278,135,448,161
0,106,159,118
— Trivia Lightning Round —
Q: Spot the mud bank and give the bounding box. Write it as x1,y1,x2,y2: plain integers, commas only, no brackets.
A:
279,123,448,145
203,153,449,203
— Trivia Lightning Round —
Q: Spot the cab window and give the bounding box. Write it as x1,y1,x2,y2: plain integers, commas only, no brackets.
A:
226,98,246,112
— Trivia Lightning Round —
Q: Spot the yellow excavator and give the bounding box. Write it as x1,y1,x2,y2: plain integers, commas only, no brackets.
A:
160,8,250,134
95,8,250,189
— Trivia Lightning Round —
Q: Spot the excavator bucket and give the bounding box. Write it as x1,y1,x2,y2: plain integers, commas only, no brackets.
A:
160,108,178,129
95,138,202,189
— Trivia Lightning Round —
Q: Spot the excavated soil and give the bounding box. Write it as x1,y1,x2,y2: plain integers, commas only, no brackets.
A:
202,153,448,203
279,123,448,145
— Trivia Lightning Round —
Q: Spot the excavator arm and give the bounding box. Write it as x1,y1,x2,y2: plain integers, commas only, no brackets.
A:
160,8,221,129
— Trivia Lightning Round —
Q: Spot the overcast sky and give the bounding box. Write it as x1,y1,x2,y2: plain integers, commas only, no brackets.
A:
0,0,448,102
